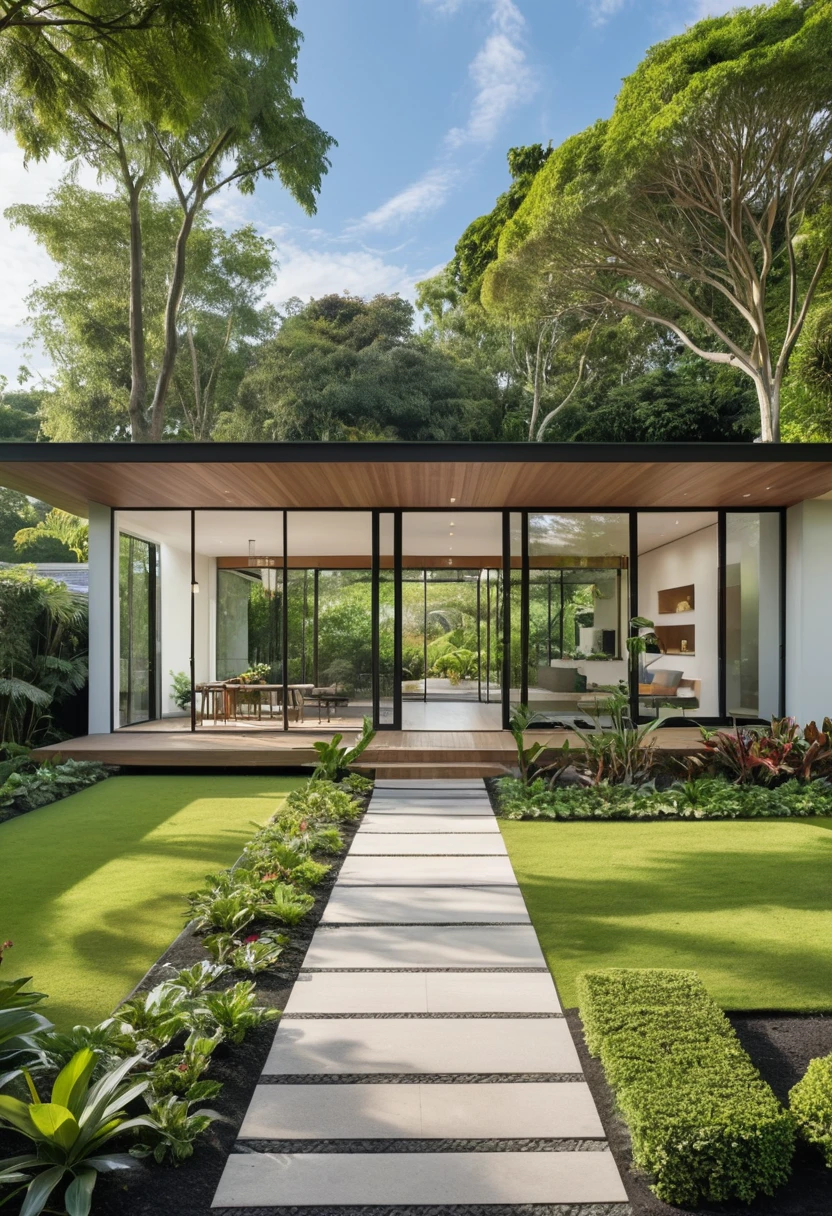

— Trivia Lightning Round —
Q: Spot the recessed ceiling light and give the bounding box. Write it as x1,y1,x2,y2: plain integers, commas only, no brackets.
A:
766,486,773,491
743,493,751,498
450,497,456,503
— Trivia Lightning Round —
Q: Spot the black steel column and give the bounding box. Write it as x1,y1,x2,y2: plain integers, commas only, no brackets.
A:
501,511,511,729
282,511,289,732
718,510,727,721
371,512,380,728
521,510,529,709
190,511,196,732
628,512,639,724
779,508,787,719
393,511,403,730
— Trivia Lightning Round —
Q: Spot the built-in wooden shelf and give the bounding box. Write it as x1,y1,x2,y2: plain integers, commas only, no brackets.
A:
655,623,695,656
658,584,695,614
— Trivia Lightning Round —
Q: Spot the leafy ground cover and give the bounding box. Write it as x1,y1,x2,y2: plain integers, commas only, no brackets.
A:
500,817,832,1011
0,775,302,1028
578,968,794,1206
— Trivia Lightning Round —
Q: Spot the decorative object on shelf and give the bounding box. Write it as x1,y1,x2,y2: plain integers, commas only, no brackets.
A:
654,624,696,656
657,584,695,614
681,639,688,653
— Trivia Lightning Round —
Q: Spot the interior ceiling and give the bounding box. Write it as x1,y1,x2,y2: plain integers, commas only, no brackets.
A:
636,512,717,554
3,447,832,515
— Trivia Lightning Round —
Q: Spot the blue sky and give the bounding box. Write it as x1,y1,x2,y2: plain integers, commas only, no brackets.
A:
0,0,736,382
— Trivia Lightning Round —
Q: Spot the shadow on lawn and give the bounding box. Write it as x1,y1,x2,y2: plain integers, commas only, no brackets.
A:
509,835,832,1007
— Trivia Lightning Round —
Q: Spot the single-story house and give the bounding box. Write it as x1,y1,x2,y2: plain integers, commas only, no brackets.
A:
1,441,830,749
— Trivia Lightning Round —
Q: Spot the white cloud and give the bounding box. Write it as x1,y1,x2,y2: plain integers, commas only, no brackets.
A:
446,29,534,148
359,0,533,231
354,168,457,233
689,0,741,18
587,0,628,26
262,235,442,309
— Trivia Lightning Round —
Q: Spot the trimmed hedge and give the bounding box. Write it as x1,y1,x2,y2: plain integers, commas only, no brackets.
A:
577,968,794,1205
497,775,832,820
790,1053,832,1165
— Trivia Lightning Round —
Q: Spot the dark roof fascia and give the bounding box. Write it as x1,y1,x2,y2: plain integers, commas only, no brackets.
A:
1,441,832,465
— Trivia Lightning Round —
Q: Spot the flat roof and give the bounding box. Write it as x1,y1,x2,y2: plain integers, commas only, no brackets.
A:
0,441,830,514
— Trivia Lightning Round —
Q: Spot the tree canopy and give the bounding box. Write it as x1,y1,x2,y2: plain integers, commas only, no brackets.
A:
482,0,832,442
218,293,505,442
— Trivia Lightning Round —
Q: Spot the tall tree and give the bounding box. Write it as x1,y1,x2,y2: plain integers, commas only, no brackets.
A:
8,183,277,440
483,0,832,442
220,293,504,442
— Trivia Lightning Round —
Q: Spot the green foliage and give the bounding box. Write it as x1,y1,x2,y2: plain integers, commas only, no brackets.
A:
169,671,192,712
285,779,363,822
0,979,52,1090
509,705,572,787
203,931,286,973
0,569,88,746
341,773,373,796
117,980,192,1050
0,759,109,819
146,1030,223,1101
132,1093,220,1165
496,774,832,820
219,292,504,442
311,719,375,782
695,718,832,785
431,646,480,684
0,1048,154,1216
187,888,263,935
789,1054,832,1166
13,511,88,562
196,981,278,1045
38,1020,137,1078
578,969,795,1205
266,884,314,925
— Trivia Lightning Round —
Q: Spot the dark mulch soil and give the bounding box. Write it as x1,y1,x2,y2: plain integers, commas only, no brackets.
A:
567,1008,832,1216
0,794,366,1216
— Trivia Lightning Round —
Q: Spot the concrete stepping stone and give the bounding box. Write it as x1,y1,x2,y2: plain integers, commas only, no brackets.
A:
366,800,494,815
303,924,545,969
283,971,561,1014
239,1080,605,1140
374,778,485,789
213,1149,628,1208
320,884,529,924
262,1017,580,1075
358,814,499,833
337,855,517,886
349,833,507,856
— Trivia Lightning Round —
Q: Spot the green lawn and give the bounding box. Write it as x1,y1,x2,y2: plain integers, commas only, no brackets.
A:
0,775,301,1028
501,818,832,1012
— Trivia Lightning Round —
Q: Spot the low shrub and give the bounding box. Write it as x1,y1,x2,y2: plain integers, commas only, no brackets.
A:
789,1053,832,1165
496,775,832,820
0,758,109,819
578,968,794,1205
286,779,363,822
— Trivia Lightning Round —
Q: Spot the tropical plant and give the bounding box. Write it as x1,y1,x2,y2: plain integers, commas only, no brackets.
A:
431,647,481,684
0,979,52,1089
13,511,88,562
286,779,363,822
695,717,832,785
572,694,659,786
117,981,192,1049
0,1049,154,1216
311,715,375,781
0,569,88,746
342,773,373,796
204,931,286,974
197,982,278,1045
131,1093,221,1165
39,1020,136,1078
164,961,229,998
508,705,573,787
0,759,108,817
146,1031,224,1101
266,884,314,926
169,671,192,712
187,888,262,935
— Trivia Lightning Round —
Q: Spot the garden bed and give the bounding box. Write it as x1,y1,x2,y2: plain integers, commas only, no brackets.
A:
570,1007,832,1215
0,777,369,1216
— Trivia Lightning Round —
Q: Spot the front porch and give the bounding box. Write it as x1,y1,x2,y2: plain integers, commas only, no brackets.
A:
33,724,706,778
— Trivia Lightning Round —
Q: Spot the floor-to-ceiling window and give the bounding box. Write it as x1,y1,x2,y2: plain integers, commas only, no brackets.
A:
725,512,782,720
117,533,159,726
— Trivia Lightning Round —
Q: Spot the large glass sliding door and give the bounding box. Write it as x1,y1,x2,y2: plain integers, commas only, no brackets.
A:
112,505,785,734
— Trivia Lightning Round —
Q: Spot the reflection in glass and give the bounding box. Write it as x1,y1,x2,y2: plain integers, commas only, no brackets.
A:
118,534,158,725
726,513,781,719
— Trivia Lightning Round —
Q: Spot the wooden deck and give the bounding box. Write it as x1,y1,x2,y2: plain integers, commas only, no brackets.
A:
33,726,705,778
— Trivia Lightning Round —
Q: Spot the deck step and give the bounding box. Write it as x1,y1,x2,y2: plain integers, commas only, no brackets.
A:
363,762,509,779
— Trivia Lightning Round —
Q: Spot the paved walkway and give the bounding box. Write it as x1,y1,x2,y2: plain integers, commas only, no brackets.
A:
212,778,630,1213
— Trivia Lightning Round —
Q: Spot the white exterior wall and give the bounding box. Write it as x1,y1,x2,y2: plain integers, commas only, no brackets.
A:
638,524,719,716
786,500,832,723
159,540,193,716
87,502,112,734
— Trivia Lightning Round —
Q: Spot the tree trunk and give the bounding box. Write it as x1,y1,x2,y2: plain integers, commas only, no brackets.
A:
754,377,779,443
127,182,149,441
148,204,198,442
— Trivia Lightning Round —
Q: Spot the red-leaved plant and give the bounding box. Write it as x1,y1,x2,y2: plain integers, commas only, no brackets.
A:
697,717,832,785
